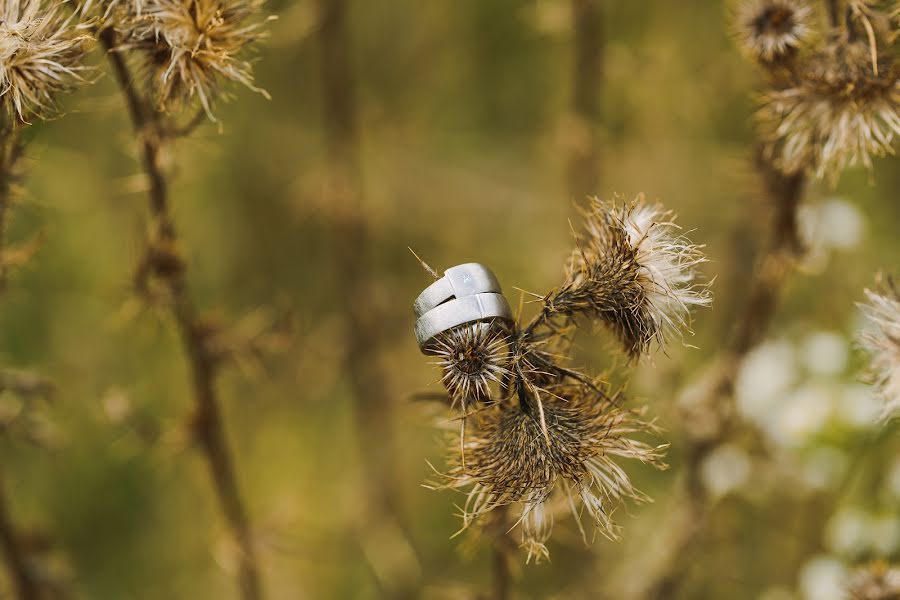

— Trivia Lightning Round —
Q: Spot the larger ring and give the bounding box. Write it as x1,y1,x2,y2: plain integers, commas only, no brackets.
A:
415,292,513,354
414,263,503,318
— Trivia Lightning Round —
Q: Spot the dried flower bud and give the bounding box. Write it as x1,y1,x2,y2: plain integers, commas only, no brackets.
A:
543,196,711,359
113,0,271,117
734,0,813,64
0,0,92,121
435,384,665,559
858,279,900,420
758,41,900,183
430,321,511,408
848,562,900,600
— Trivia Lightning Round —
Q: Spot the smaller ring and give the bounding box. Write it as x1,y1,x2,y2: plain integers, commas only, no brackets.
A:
414,263,503,317
415,292,513,353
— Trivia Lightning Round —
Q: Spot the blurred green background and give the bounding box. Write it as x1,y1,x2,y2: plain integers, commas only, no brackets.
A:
2,0,899,598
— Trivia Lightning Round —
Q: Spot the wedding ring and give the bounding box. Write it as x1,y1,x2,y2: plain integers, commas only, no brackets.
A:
414,263,503,317
414,292,513,353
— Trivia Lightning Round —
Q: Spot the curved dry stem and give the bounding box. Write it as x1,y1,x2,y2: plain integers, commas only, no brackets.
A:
99,27,263,600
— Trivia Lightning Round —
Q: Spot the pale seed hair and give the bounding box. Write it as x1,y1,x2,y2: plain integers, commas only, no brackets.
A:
0,0,92,121
733,0,814,64
758,39,900,182
542,196,711,359
858,277,900,420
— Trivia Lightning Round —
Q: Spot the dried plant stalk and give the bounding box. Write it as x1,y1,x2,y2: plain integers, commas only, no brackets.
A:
99,27,263,600
315,0,421,597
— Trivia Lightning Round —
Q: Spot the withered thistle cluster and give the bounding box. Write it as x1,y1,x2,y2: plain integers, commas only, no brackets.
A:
847,562,900,600
858,276,900,420
0,0,92,121
424,196,711,562
734,0,900,183
88,0,272,118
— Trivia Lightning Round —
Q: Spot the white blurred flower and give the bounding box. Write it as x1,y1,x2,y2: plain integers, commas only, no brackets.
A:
800,331,848,377
771,384,833,446
797,199,865,273
817,200,865,250
835,384,883,428
737,339,797,423
701,443,752,499
799,556,848,600
826,507,869,557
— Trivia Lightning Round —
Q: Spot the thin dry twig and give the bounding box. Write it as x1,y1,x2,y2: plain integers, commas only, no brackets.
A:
99,27,263,600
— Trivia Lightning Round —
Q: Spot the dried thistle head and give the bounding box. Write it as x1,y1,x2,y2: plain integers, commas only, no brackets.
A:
733,0,814,64
430,321,511,409
758,40,900,182
113,0,271,118
847,562,900,600
858,278,900,420
0,0,92,122
543,196,711,359
436,384,665,559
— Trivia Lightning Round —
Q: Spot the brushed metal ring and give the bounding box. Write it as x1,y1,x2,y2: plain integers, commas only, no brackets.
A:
415,292,513,354
414,263,503,318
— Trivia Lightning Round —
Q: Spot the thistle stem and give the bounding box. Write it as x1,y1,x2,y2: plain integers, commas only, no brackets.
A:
99,28,263,600
0,125,23,293
315,0,419,596
640,153,805,600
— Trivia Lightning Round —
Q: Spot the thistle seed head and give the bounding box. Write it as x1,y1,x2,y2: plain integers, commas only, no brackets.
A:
858,279,900,420
847,562,900,600
545,196,711,359
430,321,512,408
437,384,665,556
113,0,271,118
0,0,92,122
734,0,814,64
758,41,900,182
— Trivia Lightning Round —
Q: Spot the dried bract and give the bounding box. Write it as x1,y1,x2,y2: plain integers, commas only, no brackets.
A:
112,0,271,117
543,197,711,359
734,0,813,64
858,280,900,420
758,41,900,182
0,0,91,121
436,386,665,556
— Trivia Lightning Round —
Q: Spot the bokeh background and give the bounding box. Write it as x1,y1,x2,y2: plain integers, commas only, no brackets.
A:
2,0,899,598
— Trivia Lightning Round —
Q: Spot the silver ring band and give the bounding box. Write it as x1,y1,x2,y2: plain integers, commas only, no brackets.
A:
414,263,503,317
415,292,513,353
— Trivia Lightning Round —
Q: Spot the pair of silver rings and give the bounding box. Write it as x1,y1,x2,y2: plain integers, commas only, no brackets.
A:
414,263,514,353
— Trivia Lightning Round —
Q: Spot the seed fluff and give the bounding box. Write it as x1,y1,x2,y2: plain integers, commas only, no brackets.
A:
858,279,900,420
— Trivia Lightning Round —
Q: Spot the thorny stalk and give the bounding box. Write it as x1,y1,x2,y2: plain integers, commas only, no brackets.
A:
98,28,263,600
641,158,806,600
315,0,419,596
0,111,58,600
